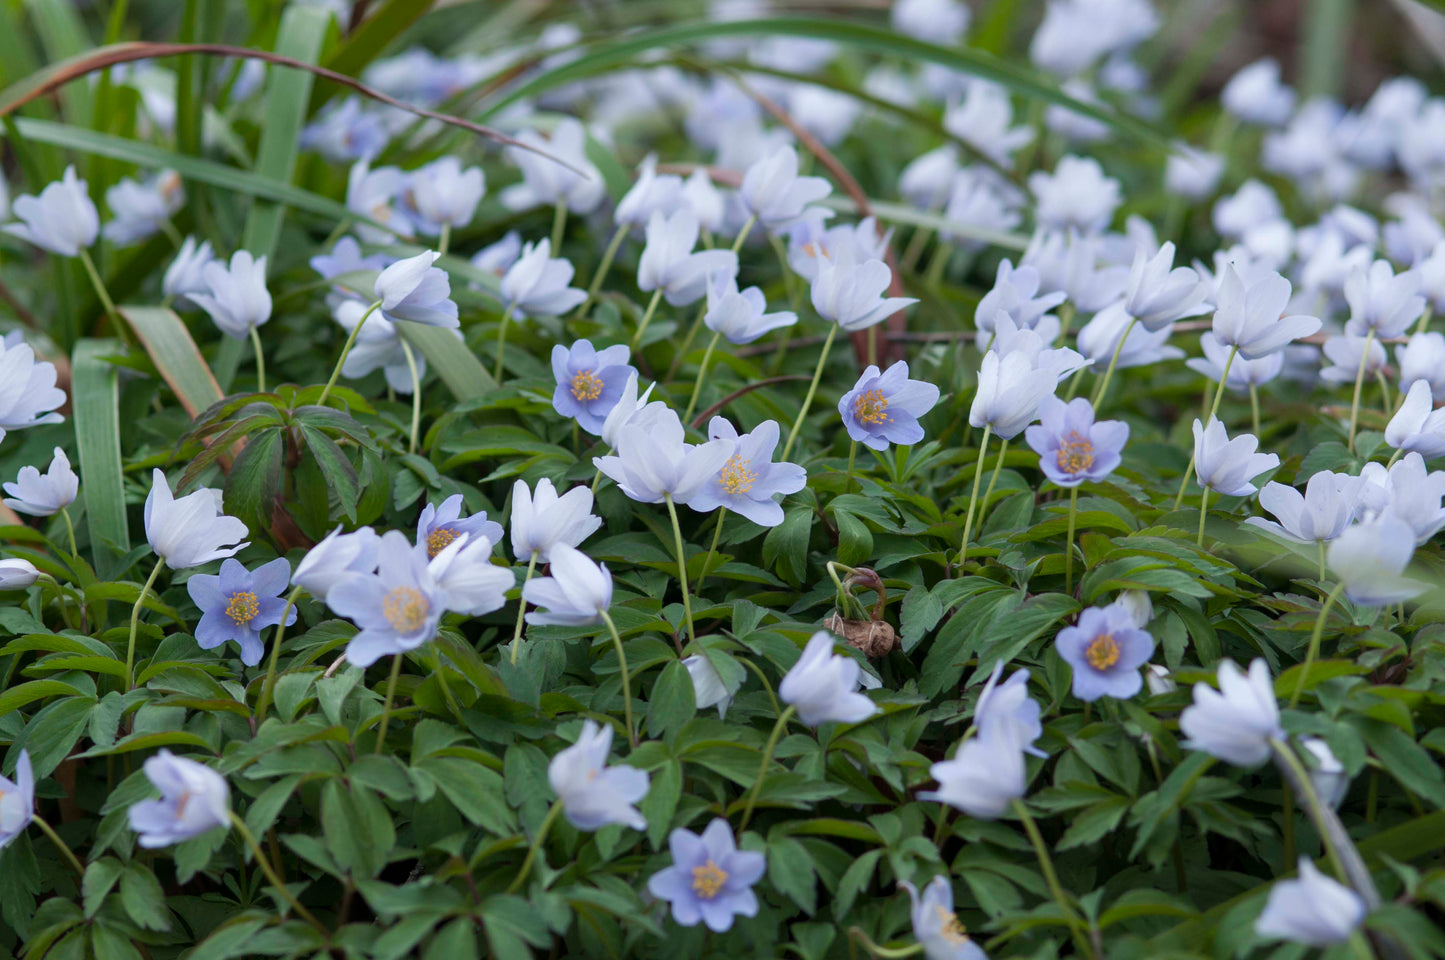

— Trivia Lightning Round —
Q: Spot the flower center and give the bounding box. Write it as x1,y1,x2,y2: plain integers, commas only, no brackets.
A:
853,389,891,425
382,586,430,633
691,859,729,900
225,591,259,625
426,527,459,559
801,240,828,258
720,455,758,494
1085,633,1121,670
571,369,604,402
1056,431,1095,474
175,790,191,819
934,905,970,944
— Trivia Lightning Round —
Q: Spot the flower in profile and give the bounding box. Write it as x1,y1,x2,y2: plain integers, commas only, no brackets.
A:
810,247,917,332
325,530,447,667
1056,604,1155,702
310,235,391,285
3,447,78,516
1301,737,1350,809
1179,659,1282,767
1328,516,1427,606
164,236,217,308
501,239,587,318
615,153,685,228
974,260,1065,335
975,661,1045,757
838,362,941,452
689,418,806,526
1210,265,1322,358
1319,333,1387,384
898,876,987,960
647,818,766,932
0,749,33,851
3,166,99,256
1028,155,1121,235
191,251,273,340
600,372,666,448
1186,333,1284,392
1359,452,1445,544
144,469,249,570
331,299,431,393
373,250,459,328
1192,418,1279,497
416,494,503,560
347,162,414,243
511,478,602,563
1076,300,1184,372
522,543,613,626
1023,229,1129,313
1024,396,1127,488
703,271,797,344
920,723,1027,819
1255,859,1367,947
683,654,736,718
551,340,637,435
103,169,184,246
548,720,648,831
128,750,230,848
638,209,738,307
739,146,832,229
1396,330,1445,398
988,314,1087,382
1344,259,1425,339
293,526,380,602
406,156,485,234
1385,379,1445,459
594,408,735,506
427,533,513,617
471,230,523,278
1245,471,1365,544
0,559,40,589
187,558,296,666
1221,58,1295,127
778,632,879,726
501,118,607,215
1123,242,1210,332
969,351,1054,440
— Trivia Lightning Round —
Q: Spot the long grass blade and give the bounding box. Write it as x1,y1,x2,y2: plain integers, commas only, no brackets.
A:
119,306,226,419
397,325,498,402
70,339,131,578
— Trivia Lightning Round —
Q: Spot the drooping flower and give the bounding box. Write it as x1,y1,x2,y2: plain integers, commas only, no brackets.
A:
3,447,78,517
416,494,503,560
330,299,431,393
703,271,797,344
548,719,648,831
500,239,588,318
1210,265,1322,359
1185,332,1284,392
975,661,1045,758
1245,471,1366,544
1056,603,1155,702
551,340,637,435
638,209,738,307
1123,242,1210,332
919,724,1027,819
593,408,735,506
739,145,832,229
1301,737,1350,809
103,169,184,246
190,251,273,341
1255,859,1367,947
144,469,249,570
1327,516,1427,606
683,654,736,718
187,557,296,666
522,543,614,627
646,818,766,932
778,631,879,727
164,237,217,308
511,478,602,563
898,876,988,960
810,247,917,332
0,749,33,851
1344,259,1426,339
128,750,230,848
406,156,485,235
689,418,806,527
1179,659,1283,767
325,530,447,667
1023,396,1128,488
1192,418,1279,497
969,351,1054,440
2,166,99,256
0,559,40,589
501,119,607,215
838,362,941,452
373,250,459,328
1385,379,1445,459
292,526,380,602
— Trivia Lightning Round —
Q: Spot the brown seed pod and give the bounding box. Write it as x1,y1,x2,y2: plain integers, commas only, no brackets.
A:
823,611,897,658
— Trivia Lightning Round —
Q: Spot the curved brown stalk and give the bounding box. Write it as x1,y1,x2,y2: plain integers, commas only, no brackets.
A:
691,375,810,431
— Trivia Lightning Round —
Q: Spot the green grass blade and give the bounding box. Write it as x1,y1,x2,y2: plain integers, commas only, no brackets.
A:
119,306,226,419
821,196,1029,251
23,0,93,128
71,339,132,578
397,325,498,402
310,0,437,114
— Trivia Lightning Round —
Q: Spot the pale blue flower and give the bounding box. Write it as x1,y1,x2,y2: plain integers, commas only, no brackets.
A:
974,259,1065,335
1319,333,1387,384
1024,396,1127,487
920,723,1026,819
310,235,389,282
899,875,988,960
103,169,183,246
1186,332,1283,391
779,631,879,727
690,418,806,526
3,447,78,516
1211,265,1321,358
426,532,513,616
1028,155,1120,235
593,408,735,505
638,209,738,307
1180,659,1282,767
374,250,459,328
1255,859,1367,947
326,530,447,667
471,230,523,278
191,251,273,340
407,156,485,234
3,166,98,256
331,299,430,393
615,153,684,228
0,749,33,851
975,661,1044,758
839,362,940,451
416,494,502,560
1358,453,1445,544
187,557,296,666
1245,471,1366,544
1345,259,1425,339
501,119,606,215
510,478,601,563
1193,418,1279,497
1396,330,1445,398
292,526,379,602
551,339,637,435
0,340,66,437
128,750,230,848
548,720,648,831
703,270,797,344
501,239,587,318
300,97,389,161
164,237,217,308
810,246,917,331
144,469,249,570
1385,379,1445,459
739,146,832,228
1328,516,1427,606
347,160,415,242
969,351,1053,440
522,542,613,626
1123,241,1210,332
0,559,38,589
1056,604,1155,702
647,818,766,932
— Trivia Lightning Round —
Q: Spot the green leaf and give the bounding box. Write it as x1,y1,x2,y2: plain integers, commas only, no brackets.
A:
119,307,225,420
70,340,131,577
297,423,360,523
397,324,499,401
82,858,123,918
645,659,697,739
118,861,170,931
416,756,516,835
767,836,818,915
223,428,285,534
0,679,87,718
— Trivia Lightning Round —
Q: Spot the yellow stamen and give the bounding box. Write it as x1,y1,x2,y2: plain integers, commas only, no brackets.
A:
571,369,604,402
1056,431,1095,474
719,456,758,494
426,527,459,559
1085,633,1121,670
382,586,430,633
691,859,729,899
853,389,891,425
225,591,259,625
934,905,970,944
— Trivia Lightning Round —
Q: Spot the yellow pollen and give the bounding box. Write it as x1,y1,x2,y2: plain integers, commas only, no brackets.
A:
426,527,459,559
691,860,729,899
934,905,970,944
720,456,758,494
225,591,259,625
853,389,891,425
1055,431,1095,474
802,240,828,258
1085,633,1121,670
382,586,430,634
571,369,605,402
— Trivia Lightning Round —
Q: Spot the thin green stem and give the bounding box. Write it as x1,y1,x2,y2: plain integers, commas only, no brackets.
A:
683,329,723,422
437,223,451,258
509,554,539,666
248,323,266,393
924,240,954,289
663,494,696,649
781,324,840,461
1347,329,1376,453
1053,303,1076,348
1197,485,1211,548
576,223,628,318
738,705,796,832
629,288,664,351
400,339,422,455
738,656,781,716
1065,487,1079,594
507,799,564,894
847,927,926,959
550,199,568,253
844,440,858,493
731,213,758,254
494,302,516,380
956,426,992,571
1089,315,1139,410
32,815,85,876
1375,368,1392,419
125,557,166,690
667,301,711,383
979,439,1009,525
1416,305,1434,336
1249,383,1261,438
59,507,77,557
256,586,305,723
1347,932,1376,960
319,300,382,407
228,811,326,932
1318,539,1327,584
1013,799,1095,958
599,609,637,749
1291,583,1345,709
697,507,727,593
374,653,404,754
78,247,124,338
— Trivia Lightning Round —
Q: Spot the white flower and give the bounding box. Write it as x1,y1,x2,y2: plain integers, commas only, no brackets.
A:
293,526,380,602
1192,417,1279,497
599,372,667,449
522,543,614,627
346,160,414,243
1396,331,1445,398
407,156,485,234
1255,859,1367,947
164,237,217,308
1210,265,1321,359
1165,144,1224,200
1301,737,1350,809
739,146,832,229
1344,259,1426,339
1328,516,1427,606
919,724,1027,819
974,260,1065,335
0,340,66,437
501,118,606,215
190,251,273,340
510,478,602,564
2,166,99,256
1359,453,1445,546
1028,155,1121,234
615,154,684,228
943,81,1033,168
683,654,735,718
143,469,250,570
1319,333,1386,385
778,632,879,727
637,209,738,307
969,350,1056,440
1076,300,1184,371
103,169,184,246
3,448,78,517
1022,230,1129,313
0,559,40,590
809,247,916,332
548,720,648,831
681,168,726,233
1221,58,1295,127
373,250,459,327
1385,380,1445,459
1179,659,1283,767
1213,180,1283,241
1123,241,1210,332
1186,332,1283,391
500,239,587,319
891,0,970,44
593,408,735,506
1245,471,1365,544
